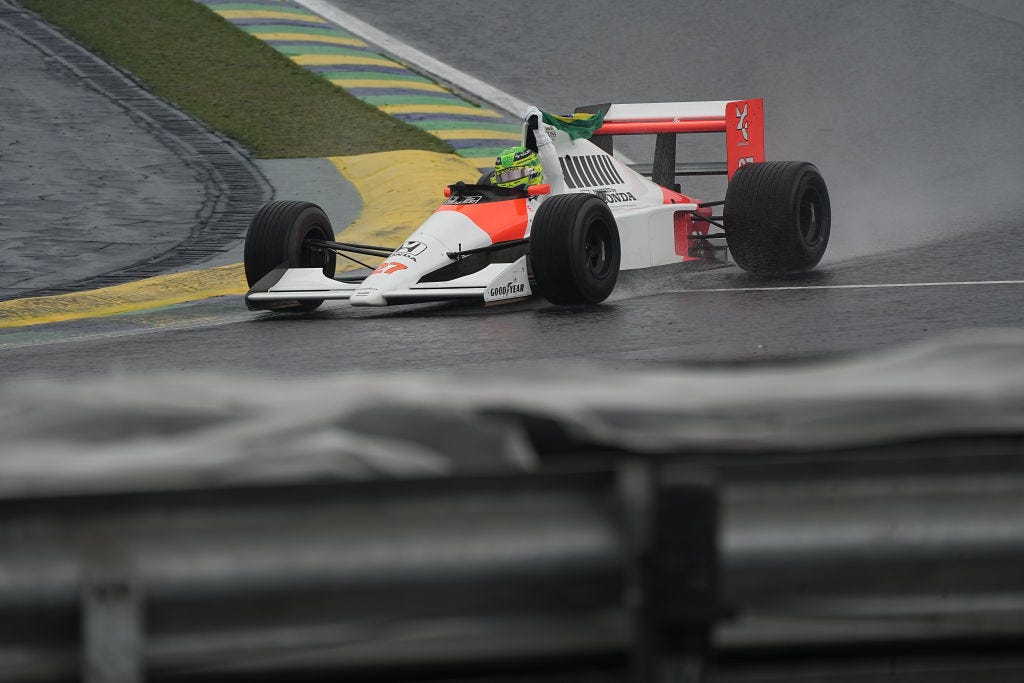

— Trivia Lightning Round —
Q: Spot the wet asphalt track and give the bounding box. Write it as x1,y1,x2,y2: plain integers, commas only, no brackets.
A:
1,217,1022,379
0,12,204,298
1,0,1022,379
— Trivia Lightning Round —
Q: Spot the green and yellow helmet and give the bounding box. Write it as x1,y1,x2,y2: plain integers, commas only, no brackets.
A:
491,146,543,189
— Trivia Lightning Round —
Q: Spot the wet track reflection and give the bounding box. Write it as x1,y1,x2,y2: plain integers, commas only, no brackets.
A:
1,216,1021,379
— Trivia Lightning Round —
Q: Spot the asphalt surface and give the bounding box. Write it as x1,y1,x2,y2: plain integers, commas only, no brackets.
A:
0,12,204,298
0,0,276,299
0,213,1021,378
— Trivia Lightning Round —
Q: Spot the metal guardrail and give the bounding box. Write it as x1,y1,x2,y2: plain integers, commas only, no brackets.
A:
0,467,718,683
3,441,1024,682
2,334,1024,681
718,445,1024,650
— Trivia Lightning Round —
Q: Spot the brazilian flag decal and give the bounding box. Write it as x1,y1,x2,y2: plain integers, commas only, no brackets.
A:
541,110,605,141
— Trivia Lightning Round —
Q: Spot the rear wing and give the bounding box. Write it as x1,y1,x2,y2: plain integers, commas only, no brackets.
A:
580,98,765,186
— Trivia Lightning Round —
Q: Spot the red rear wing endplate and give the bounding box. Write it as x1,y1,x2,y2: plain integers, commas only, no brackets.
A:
723,98,765,179
593,98,765,179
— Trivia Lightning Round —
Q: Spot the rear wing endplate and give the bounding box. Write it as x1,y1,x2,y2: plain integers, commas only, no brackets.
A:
581,99,765,184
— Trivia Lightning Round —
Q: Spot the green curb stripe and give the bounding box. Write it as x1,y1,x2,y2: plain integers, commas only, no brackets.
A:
256,34,365,47
436,132,521,142
377,103,499,116
413,120,521,132
242,24,355,37
359,94,465,106
209,3,316,16
275,44,375,56
319,71,433,83
291,54,398,67
457,147,511,159
211,1,521,160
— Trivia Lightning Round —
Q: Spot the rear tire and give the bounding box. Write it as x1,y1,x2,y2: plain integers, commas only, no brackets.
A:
530,194,620,305
244,201,336,311
724,161,830,274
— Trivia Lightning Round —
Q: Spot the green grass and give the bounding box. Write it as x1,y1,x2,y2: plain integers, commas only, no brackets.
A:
21,0,453,158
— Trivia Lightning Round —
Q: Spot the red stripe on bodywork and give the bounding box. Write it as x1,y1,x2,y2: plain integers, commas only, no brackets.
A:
660,186,693,205
659,187,714,261
674,211,694,257
675,210,711,260
436,199,529,243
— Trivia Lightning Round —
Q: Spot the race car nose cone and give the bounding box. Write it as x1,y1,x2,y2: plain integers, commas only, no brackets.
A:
350,287,386,307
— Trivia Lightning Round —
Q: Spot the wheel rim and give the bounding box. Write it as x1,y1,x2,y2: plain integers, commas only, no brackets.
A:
301,225,330,269
798,187,824,246
583,218,614,280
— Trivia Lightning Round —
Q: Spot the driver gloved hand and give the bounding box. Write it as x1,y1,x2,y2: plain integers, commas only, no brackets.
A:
524,106,552,147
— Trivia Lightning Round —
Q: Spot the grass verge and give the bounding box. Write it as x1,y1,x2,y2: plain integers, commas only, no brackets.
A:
20,0,452,158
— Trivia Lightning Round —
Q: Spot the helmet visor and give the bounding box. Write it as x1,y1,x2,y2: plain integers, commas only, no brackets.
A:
493,166,538,185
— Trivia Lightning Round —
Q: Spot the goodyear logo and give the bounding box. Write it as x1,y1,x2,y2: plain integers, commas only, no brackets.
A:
488,281,526,298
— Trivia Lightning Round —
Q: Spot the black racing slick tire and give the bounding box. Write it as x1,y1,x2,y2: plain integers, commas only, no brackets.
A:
530,193,621,305
243,201,336,311
724,161,831,274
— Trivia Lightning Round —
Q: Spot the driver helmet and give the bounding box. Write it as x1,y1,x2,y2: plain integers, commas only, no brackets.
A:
491,146,543,189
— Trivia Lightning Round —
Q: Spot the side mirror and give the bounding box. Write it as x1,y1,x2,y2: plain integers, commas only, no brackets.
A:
528,184,551,197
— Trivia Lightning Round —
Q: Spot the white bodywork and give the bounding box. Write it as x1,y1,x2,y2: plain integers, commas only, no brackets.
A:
543,133,697,270
246,111,703,310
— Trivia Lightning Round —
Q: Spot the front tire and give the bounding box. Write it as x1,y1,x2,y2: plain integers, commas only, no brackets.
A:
530,194,621,305
243,201,336,311
724,161,830,274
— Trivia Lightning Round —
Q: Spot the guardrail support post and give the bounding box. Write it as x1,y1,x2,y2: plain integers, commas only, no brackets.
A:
624,464,718,683
81,564,142,683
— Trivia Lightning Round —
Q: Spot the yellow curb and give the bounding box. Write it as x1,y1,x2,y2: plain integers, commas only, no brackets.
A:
328,79,448,93
0,151,482,330
0,264,247,330
215,10,326,22
378,104,503,117
430,129,522,141
292,54,401,68
327,150,482,271
250,32,367,47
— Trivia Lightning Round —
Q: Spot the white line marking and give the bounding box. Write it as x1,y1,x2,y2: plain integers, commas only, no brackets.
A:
679,279,1024,294
293,0,530,117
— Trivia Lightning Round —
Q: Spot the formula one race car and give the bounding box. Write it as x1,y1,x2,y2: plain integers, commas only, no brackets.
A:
244,98,830,311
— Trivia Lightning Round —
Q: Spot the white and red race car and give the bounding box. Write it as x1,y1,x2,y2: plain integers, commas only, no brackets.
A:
243,98,830,311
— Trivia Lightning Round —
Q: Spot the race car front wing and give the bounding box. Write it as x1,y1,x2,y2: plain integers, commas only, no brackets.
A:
245,256,532,310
